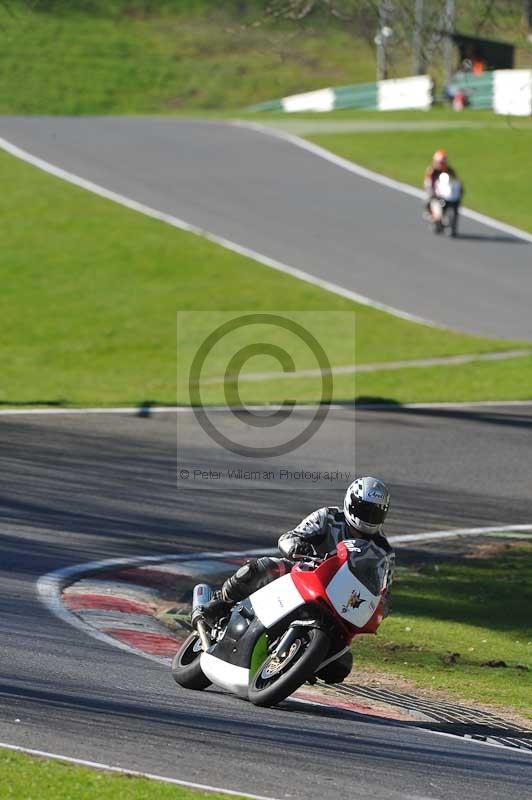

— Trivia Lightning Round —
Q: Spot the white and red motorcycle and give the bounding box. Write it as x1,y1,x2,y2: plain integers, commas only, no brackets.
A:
429,172,462,237
172,539,392,707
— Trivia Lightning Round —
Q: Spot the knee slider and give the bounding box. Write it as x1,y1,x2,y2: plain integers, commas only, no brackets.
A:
221,560,258,602
235,564,252,581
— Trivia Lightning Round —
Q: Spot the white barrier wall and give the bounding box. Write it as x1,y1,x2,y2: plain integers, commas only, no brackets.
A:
493,70,532,116
378,75,432,111
282,88,335,113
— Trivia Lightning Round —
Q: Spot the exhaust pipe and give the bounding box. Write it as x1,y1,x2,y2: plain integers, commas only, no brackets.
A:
191,583,212,651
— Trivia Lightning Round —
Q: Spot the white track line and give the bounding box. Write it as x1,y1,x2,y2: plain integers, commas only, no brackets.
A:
202,348,532,384
3,400,532,415
392,523,532,544
233,120,532,246
0,132,436,328
0,742,280,800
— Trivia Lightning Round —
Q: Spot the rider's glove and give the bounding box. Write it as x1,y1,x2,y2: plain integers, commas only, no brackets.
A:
289,539,315,559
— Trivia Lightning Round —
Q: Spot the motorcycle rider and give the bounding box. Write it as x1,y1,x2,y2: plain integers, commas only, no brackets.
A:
197,476,395,684
424,148,462,217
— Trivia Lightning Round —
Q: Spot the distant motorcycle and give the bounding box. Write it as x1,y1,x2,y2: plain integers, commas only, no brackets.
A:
171,539,392,707
429,172,462,237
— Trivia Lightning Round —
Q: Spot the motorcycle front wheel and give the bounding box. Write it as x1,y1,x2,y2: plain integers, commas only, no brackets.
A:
172,632,212,690
248,626,329,707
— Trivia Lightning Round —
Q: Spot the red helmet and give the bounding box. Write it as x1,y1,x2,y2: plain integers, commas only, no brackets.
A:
432,149,448,168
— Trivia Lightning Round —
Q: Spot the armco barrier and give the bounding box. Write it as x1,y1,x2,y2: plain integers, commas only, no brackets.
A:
247,75,430,113
448,72,494,109
494,69,532,116
247,70,532,115
333,82,378,110
378,75,431,111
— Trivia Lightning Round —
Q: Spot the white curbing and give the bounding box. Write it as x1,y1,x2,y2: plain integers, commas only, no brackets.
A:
64,579,160,600
38,527,532,664
35,529,532,759
36,548,275,666
75,611,167,631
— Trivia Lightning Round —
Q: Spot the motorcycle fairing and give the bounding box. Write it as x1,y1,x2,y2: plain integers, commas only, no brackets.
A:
250,573,305,627
200,603,266,697
325,562,380,628
209,601,265,668
200,652,250,697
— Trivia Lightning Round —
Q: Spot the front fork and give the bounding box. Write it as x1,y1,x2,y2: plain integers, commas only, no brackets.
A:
272,620,322,659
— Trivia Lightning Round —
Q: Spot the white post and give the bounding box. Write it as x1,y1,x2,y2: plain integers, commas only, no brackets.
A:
443,0,456,85
376,1,393,81
413,0,425,75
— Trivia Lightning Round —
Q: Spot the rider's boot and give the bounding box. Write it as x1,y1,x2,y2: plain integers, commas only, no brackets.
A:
194,558,291,628
198,591,233,627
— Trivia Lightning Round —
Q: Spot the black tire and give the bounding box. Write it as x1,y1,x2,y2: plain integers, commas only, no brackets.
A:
433,220,443,235
172,632,211,690
450,206,459,238
248,627,329,707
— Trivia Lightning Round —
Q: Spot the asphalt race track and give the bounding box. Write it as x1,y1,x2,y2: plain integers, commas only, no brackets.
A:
2,408,532,800
1,116,532,339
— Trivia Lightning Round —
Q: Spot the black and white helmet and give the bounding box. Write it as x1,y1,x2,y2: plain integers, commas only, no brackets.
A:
343,477,390,535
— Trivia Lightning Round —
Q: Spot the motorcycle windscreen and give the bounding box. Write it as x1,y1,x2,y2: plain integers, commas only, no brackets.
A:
250,574,305,628
326,561,382,628
345,540,389,596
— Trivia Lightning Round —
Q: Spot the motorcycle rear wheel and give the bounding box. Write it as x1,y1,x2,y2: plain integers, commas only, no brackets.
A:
172,632,212,690
248,626,329,707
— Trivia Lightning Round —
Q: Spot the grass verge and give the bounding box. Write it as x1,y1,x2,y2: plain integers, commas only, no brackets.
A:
1,2,531,115
4,147,528,409
353,540,532,718
308,124,532,234
0,2,380,114
331,355,532,405
0,748,249,800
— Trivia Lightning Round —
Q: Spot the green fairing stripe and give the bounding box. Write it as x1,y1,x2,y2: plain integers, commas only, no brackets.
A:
250,632,269,677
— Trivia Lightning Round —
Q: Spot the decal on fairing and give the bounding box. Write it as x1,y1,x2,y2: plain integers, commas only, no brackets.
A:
250,574,304,628
326,562,379,628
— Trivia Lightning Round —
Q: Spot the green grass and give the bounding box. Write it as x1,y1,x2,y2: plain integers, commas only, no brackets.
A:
0,748,249,800
0,2,380,114
332,355,532,405
4,147,527,409
353,543,532,717
309,125,532,234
